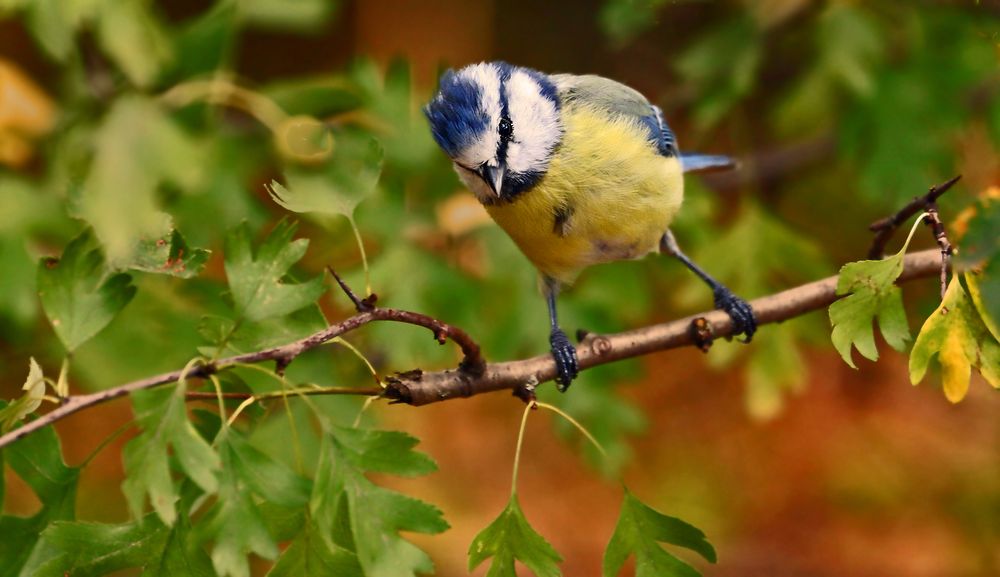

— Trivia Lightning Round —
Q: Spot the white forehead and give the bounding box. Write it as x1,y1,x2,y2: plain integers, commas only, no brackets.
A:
503,70,561,174
454,63,502,168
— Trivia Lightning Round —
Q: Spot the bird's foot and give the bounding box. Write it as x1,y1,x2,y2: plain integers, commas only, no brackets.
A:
549,328,579,391
713,287,757,343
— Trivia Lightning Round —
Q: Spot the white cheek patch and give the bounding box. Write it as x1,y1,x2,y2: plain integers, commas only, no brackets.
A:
504,71,561,174
455,63,502,168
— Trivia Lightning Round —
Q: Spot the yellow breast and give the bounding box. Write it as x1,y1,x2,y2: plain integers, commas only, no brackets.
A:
485,105,684,284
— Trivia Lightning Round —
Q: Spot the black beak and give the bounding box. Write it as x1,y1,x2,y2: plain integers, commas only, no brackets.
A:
480,165,506,197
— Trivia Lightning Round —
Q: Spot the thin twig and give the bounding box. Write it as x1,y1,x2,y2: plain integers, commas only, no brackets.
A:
185,386,383,401
867,175,961,259
327,266,374,312
921,207,953,299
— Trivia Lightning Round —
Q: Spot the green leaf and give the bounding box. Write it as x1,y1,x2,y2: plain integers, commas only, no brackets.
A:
37,231,136,352
311,430,447,577
223,220,326,323
198,304,327,357
17,516,169,577
0,421,79,577
599,0,669,46
3,423,78,517
267,520,361,577
143,515,218,577
350,59,438,171
219,429,310,509
7,0,89,60
0,357,46,432
776,4,883,133
331,426,437,477
909,275,1000,403
169,0,237,80
122,383,220,526
468,494,562,577
238,0,337,31
270,133,383,218
202,430,282,577
130,227,211,278
956,193,1000,334
828,250,910,368
95,0,172,87
77,96,206,267
0,236,40,333
967,264,1000,343
603,489,716,577
675,16,761,129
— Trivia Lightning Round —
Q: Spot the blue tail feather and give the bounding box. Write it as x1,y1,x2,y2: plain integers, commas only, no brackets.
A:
680,153,738,173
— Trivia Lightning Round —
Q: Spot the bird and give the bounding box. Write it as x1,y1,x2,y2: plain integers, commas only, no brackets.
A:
424,61,756,390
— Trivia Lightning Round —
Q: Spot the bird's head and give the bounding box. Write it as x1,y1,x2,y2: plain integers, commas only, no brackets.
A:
425,62,562,203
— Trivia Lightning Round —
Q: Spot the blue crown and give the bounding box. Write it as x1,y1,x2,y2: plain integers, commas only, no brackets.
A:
424,70,488,158
424,62,560,159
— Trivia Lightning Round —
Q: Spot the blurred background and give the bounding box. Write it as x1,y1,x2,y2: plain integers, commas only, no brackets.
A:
1,0,998,575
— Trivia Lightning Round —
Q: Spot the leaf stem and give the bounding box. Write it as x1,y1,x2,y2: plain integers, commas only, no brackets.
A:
208,374,228,424
332,336,382,386
534,402,608,459
347,215,372,296
510,401,536,497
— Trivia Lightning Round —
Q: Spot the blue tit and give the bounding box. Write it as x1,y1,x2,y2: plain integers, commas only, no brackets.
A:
425,61,756,390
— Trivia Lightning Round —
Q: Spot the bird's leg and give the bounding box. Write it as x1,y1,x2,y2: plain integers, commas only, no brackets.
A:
660,230,757,342
544,277,579,391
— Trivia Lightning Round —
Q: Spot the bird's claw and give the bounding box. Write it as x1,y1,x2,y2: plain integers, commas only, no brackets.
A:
714,287,757,343
549,328,579,391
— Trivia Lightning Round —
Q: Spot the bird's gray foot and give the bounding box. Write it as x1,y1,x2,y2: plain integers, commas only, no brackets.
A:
549,328,579,391
714,287,757,343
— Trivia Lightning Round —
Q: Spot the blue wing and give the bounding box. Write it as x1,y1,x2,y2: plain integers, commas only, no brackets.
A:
643,105,678,157
552,74,678,157
551,74,738,168
680,153,737,173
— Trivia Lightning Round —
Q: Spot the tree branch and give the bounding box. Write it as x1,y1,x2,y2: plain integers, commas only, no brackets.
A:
383,249,944,405
0,249,943,450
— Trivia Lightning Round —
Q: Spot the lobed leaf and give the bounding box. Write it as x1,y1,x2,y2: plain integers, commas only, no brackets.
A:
77,96,207,268
956,191,1000,335
202,430,281,577
223,220,326,323
0,419,79,576
331,426,437,477
603,489,716,577
468,494,562,577
829,251,910,368
310,430,447,577
0,357,46,432
130,228,210,279
909,275,1000,403
828,214,927,368
17,517,171,577
122,384,220,526
267,520,361,577
269,132,383,218
94,0,172,87
37,231,137,352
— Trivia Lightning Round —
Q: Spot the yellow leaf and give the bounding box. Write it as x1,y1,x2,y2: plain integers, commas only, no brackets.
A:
0,59,56,167
909,274,1000,403
939,329,971,402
